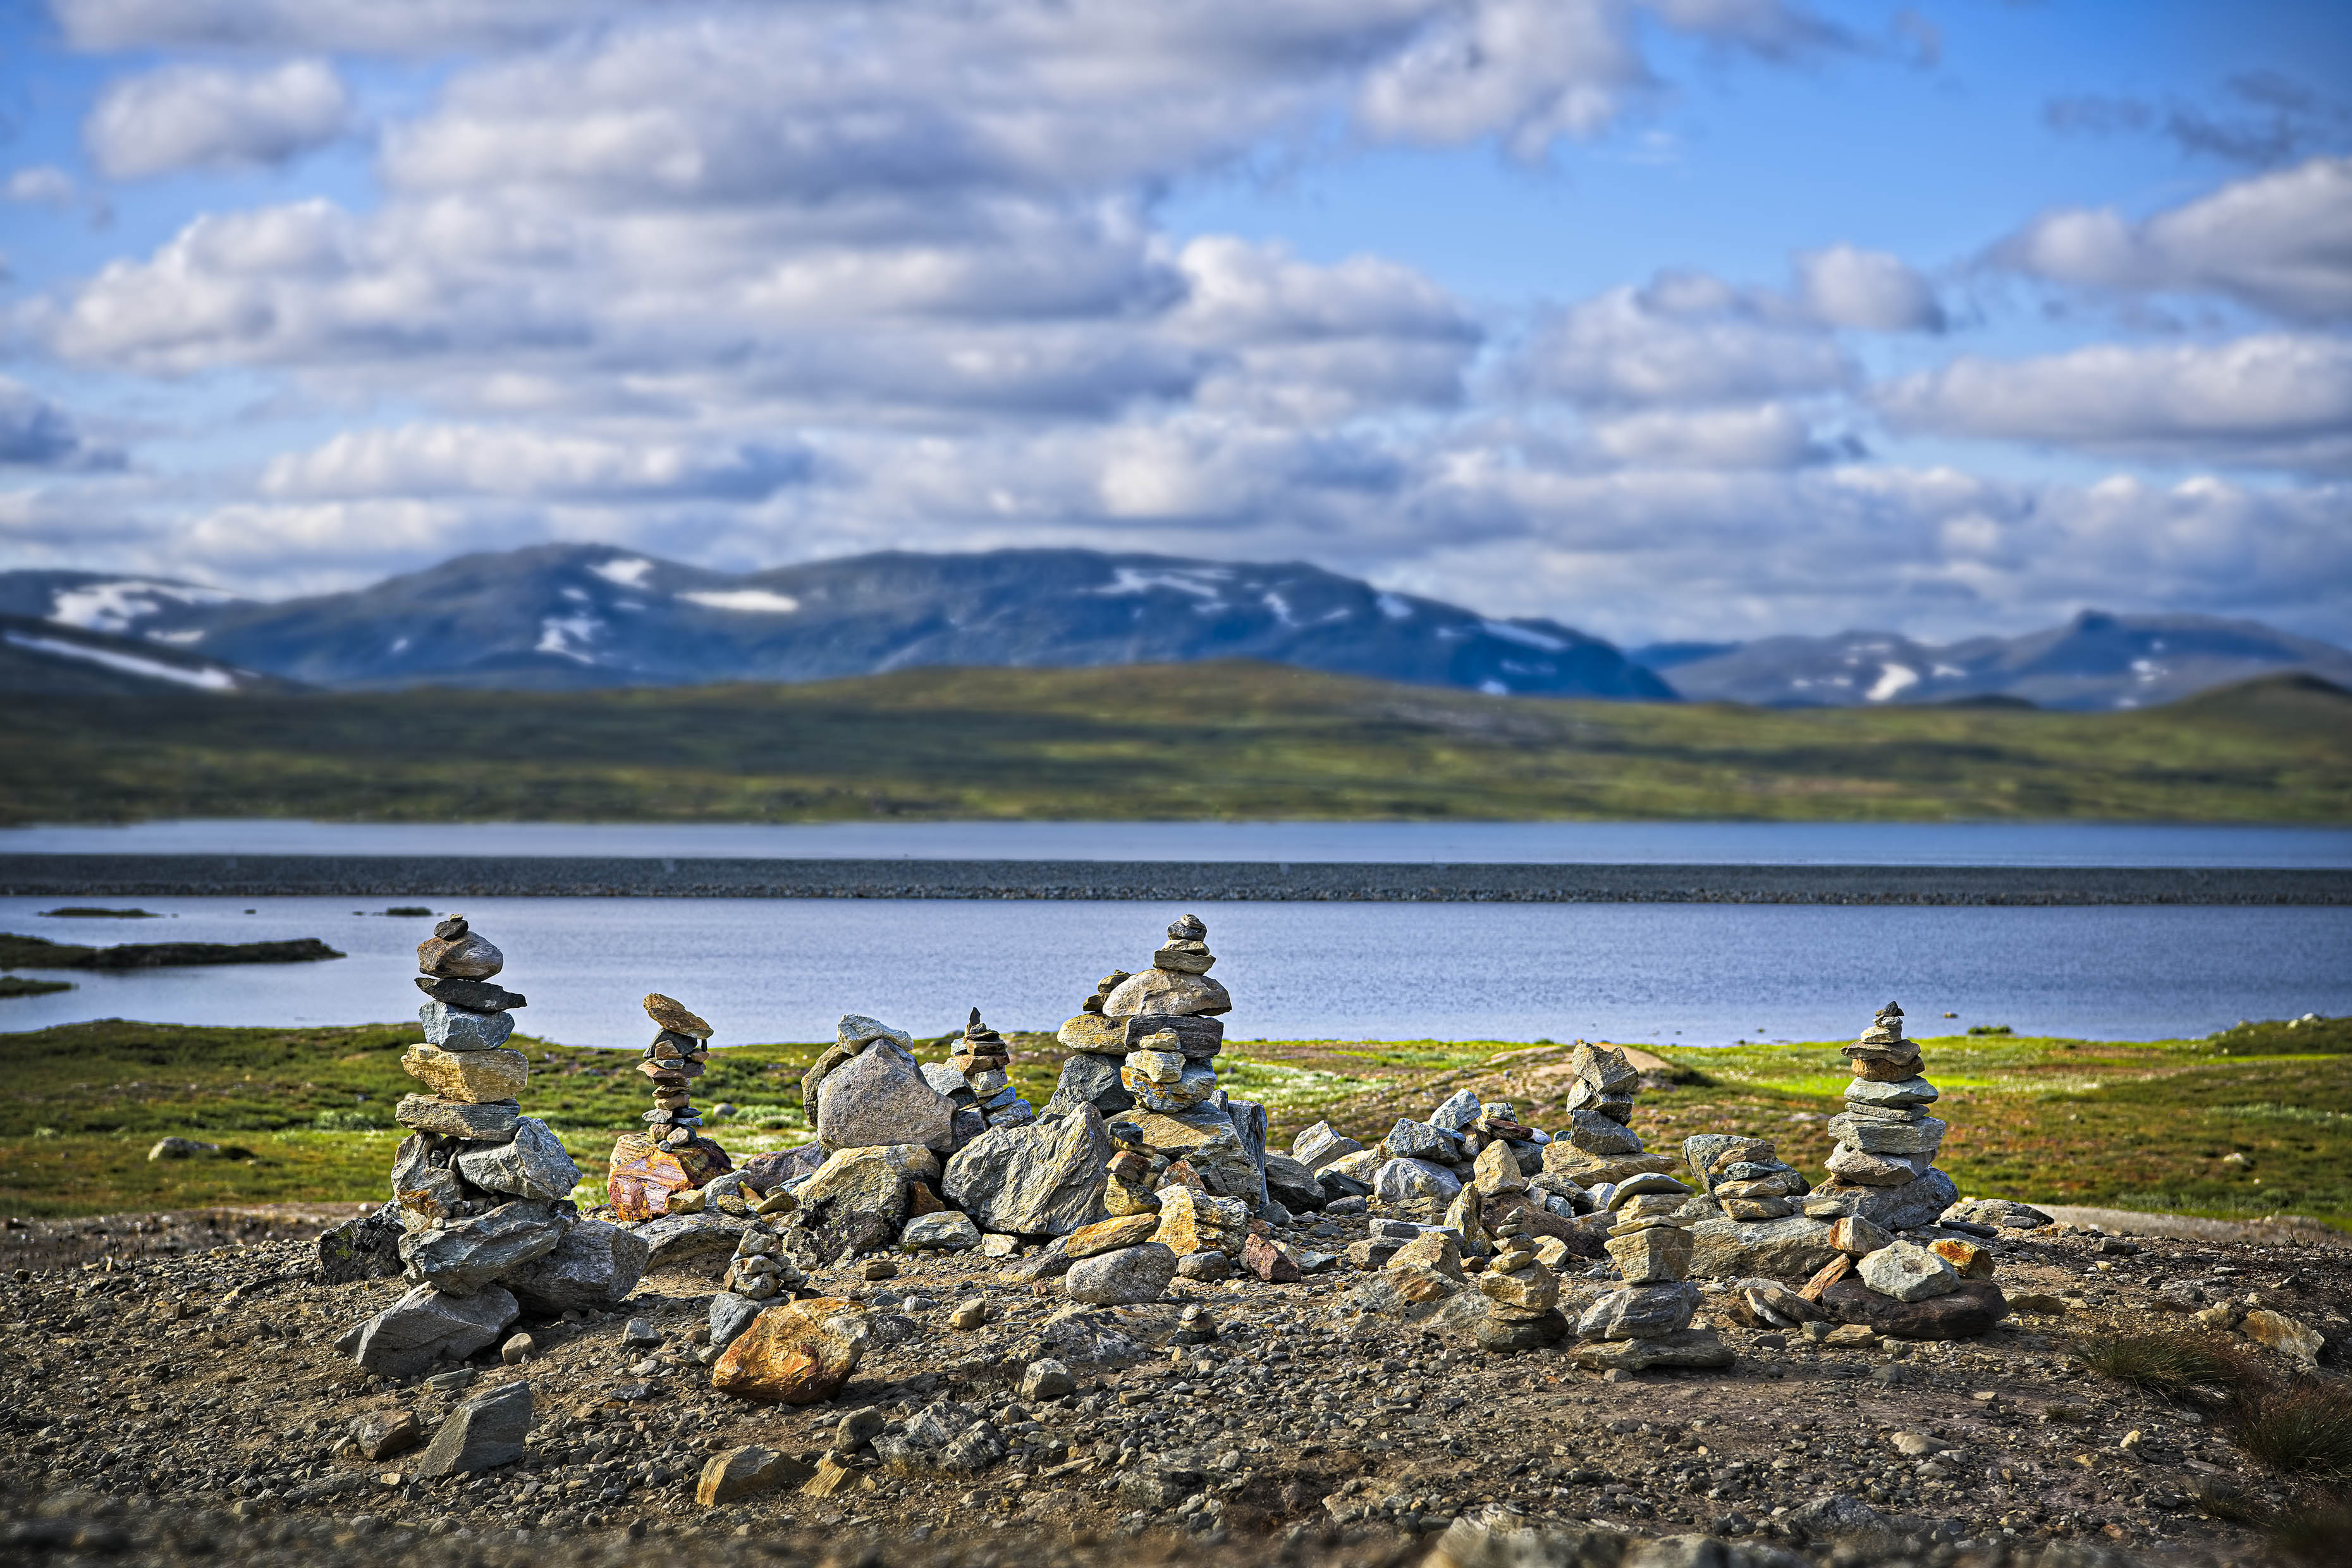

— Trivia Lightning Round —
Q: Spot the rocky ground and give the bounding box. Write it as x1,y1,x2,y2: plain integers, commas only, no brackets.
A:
4,1207,2346,1567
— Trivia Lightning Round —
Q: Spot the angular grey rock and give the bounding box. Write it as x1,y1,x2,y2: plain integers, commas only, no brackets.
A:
1372,1157,1462,1206
395,1095,521,1141
838,1014,914,1051
1577,1280,1699,1341
417,1001,515,1052
950,1105,989,1147
921,1062,973,1099
623,1210,751,1270
1681,1133,1747,1191
1565,1108,1643,1155
1827,1112,1947,1156
1824,1144,1935,1185
1263,1151,1326,1213
317,1200,407,1285
1290,1121,1364,1172
346,1283,518,1377
900,1211,983,1251
1122,1013,1223,1058
1858,1240,1961,1302
502,1218,648,1314
1062,1242,1177,1306
943,1102,1112,1237
415,1380,534,1477
1041,1052,1132,1121
1687,1213,1843,1279
453,1117,582,1201
400,1201,570,1295
709,1291,761,1351
1829,1168,1961,1230
1384,1118,1464,1163
814,1041,955,1153
1428,1087,1485,1132
737,1142,826,1194
1223,1096,1270,1210
1843,1075,1940,1110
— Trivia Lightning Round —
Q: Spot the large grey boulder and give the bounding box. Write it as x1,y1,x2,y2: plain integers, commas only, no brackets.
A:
1689,1213,1842,1280
317,1200,406,1284
1428,1088,1483,1132
1383,1119,1463,1164
454,1117,582,1201
943,1103,1112,1237
1263,1152,1326,1213
1290,1122,1364,1172
503,1218,649,1313
1576,1281,1698,1341
1373,1157,1462,1206
627,1210,751,1270
814,1041,955,1153
400,1201,571,1295
341,1283,518,1377
1062,1242,1177,1306
1041,1053,1132,1120
799,1144,940,1260
415,1380,534,1476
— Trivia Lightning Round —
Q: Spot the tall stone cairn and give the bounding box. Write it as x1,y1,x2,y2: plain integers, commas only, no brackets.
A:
607,994,735,1221
338,917,647,1378
1808,1001,1956,1230
1536,1043,1681,1187
926,1008,1036,1138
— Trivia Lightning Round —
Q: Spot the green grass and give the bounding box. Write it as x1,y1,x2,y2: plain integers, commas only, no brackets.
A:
4,1014,2349,1222
2,661,2346,823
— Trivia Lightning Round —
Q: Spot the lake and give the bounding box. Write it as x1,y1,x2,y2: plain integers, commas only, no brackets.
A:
4,895,2345,1047
6,819,2349,866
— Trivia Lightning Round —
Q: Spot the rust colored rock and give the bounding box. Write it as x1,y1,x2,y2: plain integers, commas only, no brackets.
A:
1928,1237,1995,1278
1067,1213,1161,1259
644,993,713,1039
607,1130,732,1222
697,1445,812,1505
1241,1234,1302,1283
905,1180,944,1218
710,1297,868,1404
1799,1253,1853,1301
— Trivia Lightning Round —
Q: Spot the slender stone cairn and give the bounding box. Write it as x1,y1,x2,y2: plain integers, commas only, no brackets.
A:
1101,915,1268,1209
1537,1043,1681,1189
607,994,735,1221
340,917,645,1376
1042,971,1136,1120
1804,1001,1957,1232
1475,1214,1564,1352
924,1008,1035,1137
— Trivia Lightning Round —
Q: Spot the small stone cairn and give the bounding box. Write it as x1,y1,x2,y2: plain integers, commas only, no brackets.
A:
338,919,645,1378
607,995,735,1221
1538,1043,1682,1187
1685,1137,1810,1221
1474,1214,1564,1351
1805,1002,1956,1230
924,1008,1035,1140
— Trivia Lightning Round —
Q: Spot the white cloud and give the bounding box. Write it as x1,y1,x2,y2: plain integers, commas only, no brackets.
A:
1994,156,2352,322
0,378,121,469
49,0,624,53
1794,244,1945,331
85,59,350,180
6,166,81,207
1588,402,1834,469
1357,0,1650,161
259,424,807,501
1509,277,1851,407
1880,334,2352,474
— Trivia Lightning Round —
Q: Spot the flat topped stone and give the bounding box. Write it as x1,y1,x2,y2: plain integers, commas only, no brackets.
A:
1843,1075,1939,1109
1102,967,1230,1019
396,1094,520,1141
837,1014,912,1051
415,975,526,1012
644,993,711,1039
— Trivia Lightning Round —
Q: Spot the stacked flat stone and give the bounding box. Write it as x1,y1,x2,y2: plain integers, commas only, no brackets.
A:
342,919,644,1377
606,995,735,1222
1089,915,1269,1211
1571,1167,1729,1369
1805,1002,1957,1231
1474,1215,1565,1352
923,1009,1034,1136
1538,1043,1682,1191
1691,1137,1810,1221
1042,970,1136,1120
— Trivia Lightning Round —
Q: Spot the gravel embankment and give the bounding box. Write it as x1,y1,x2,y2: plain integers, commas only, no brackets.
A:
3,855,2343,903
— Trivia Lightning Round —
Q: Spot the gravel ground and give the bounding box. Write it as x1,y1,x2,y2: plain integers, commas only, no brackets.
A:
3,855,2346,903
4,1209,2344,1567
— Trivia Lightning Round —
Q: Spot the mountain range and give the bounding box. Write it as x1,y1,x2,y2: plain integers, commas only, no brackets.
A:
2,545,2346,711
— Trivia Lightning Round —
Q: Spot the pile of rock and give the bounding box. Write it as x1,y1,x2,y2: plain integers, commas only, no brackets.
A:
1572,1165,1730,1371
1683,1136,1810,1220
804,1015,957,1155
923,1008,1034,1139
608,995,735,1221
1474,1215,1564,1351
339,919,646,1376
1538,1044,1682,1188
1805,1003,1959,1231
1043,971,1137,1120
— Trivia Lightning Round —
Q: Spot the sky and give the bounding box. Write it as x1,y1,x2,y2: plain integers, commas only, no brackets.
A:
0,0,2347,647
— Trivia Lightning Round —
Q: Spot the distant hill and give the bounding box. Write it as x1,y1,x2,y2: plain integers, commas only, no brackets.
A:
0,545,1672,702
0,615,300,698
1656,611,2352,713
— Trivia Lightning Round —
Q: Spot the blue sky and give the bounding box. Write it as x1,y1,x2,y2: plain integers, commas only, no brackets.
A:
0,0,2346,645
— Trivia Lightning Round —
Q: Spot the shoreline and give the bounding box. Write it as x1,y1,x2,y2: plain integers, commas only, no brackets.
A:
3,852,2347,903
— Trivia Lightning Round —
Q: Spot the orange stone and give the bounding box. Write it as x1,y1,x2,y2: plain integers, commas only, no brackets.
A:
1798,1253,1853,1302
607,1131,732,1221
710,1298,867,1404
905,1181,944,1218
1067,1214,1161,1259
1929,1237,1995,1278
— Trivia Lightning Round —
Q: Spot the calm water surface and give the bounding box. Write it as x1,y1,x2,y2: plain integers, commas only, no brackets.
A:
4,819,2348,866
4,897,2344,1046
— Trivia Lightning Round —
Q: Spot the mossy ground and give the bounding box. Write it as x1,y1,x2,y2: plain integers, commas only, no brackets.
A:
3,1014,2346,1225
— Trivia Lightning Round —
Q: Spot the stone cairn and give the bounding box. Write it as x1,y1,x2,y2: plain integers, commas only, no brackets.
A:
607,994,735,1221
1684,1136,1810,1221
1474,1213,1563,1351
1807,1001,1956,1230
1537,1043,1681,1187
340,917,647,1379
923,1008,1035,1140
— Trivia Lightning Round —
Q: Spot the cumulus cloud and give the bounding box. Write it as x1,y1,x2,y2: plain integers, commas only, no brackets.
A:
1587,402,1840,469
1794,245,1945,331
0,379,123,469
259,424,809,501
1880,334,2352,475
1994,156,2352,322
1508,274,1852,408
6,166,82,207
85,59,351,180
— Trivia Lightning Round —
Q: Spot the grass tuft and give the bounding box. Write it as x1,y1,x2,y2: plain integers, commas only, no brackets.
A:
2074,1329,2261,1403
2233,1379,2352,1480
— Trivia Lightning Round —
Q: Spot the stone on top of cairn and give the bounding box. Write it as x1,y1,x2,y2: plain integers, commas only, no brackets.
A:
606,993,735,1221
